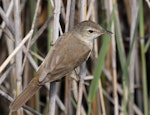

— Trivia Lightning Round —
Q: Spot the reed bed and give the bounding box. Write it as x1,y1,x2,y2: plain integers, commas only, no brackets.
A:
0,0,149,115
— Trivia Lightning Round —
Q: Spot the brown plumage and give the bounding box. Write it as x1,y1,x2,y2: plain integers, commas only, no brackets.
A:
9,20,112,111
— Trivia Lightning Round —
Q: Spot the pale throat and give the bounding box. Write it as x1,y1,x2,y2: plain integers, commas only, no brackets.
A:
75,32,93,49
81,37,93,49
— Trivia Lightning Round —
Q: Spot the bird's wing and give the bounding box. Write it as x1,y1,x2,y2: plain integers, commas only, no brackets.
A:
38,32,91,84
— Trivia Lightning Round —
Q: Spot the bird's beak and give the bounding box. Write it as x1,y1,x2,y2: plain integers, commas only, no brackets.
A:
102,29,113,35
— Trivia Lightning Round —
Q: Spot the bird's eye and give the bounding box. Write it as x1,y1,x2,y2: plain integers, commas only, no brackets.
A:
88,30,94,33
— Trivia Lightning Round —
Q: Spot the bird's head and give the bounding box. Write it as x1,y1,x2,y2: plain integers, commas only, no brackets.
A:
73,20,112,42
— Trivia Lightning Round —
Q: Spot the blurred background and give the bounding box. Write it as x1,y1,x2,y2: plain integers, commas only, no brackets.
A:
0,0,149,115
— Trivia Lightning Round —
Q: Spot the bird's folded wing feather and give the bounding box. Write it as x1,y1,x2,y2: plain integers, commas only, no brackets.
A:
38,32,91,84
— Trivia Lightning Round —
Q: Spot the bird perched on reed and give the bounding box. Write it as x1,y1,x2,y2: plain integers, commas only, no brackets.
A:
9,20,112,111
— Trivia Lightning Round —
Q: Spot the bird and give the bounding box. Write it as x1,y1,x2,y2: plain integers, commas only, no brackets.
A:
9,20,112,111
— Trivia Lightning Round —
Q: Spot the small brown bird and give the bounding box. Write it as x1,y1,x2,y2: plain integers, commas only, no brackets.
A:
9,20,112,111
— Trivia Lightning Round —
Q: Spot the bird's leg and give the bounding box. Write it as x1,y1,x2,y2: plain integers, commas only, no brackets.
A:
71,68,79,82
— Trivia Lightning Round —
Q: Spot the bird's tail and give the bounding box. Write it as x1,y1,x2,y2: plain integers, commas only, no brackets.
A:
9,77,42,111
